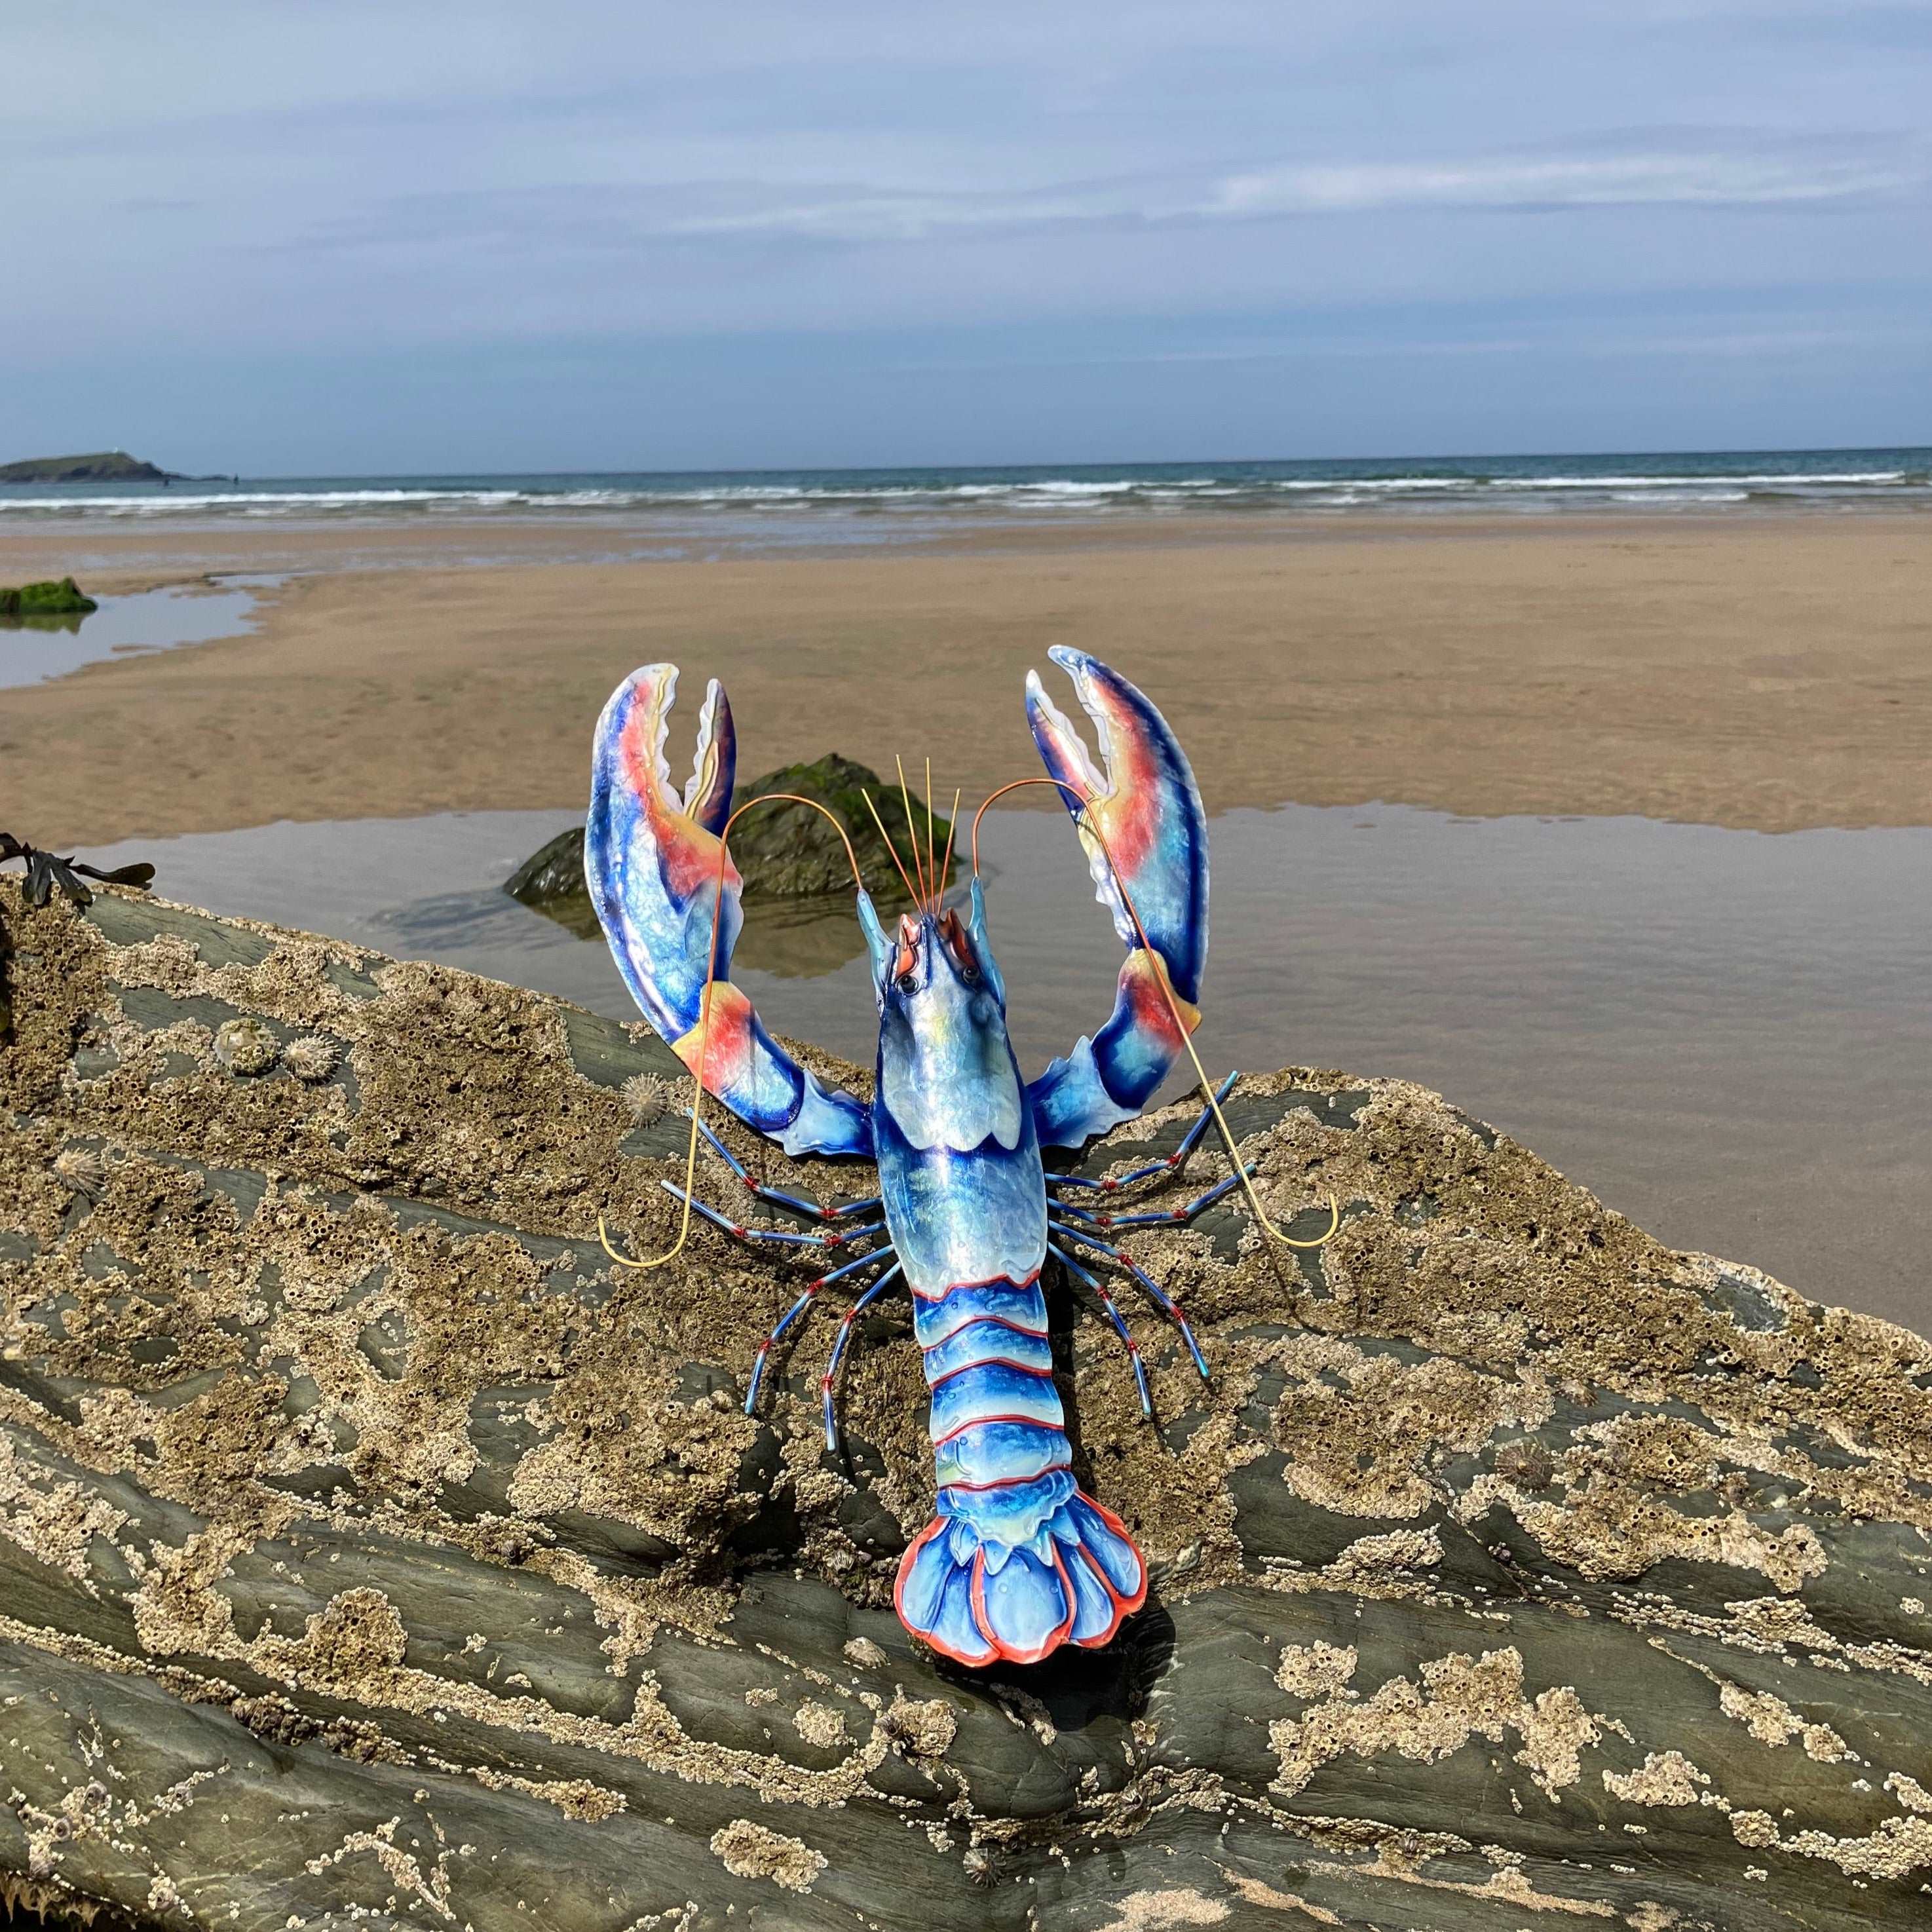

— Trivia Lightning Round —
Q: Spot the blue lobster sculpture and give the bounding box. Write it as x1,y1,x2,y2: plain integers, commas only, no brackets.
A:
585,650,1266,1667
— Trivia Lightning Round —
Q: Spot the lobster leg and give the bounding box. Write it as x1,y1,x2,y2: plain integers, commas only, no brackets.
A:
821,1265,907,1452
658,1179,888,1255
1046,1242,1152,1420
745,1247,901,1414
1044,1072,1239,1197
1048,1163,1256,1232
688,1112,882,1224
1047,1221,1211,1380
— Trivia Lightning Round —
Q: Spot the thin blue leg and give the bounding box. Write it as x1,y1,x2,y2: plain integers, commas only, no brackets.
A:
658,1179,886,1253
689,1112,882,1224
822,1264,905,1452
745,1247,898,1414
1048,1241,1151,1420
1055,1164,1256,1232
1048,1221,1210,1380
1046,1072,1240,1196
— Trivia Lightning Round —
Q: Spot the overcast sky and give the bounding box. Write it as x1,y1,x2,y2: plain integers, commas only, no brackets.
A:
5,2,1928,472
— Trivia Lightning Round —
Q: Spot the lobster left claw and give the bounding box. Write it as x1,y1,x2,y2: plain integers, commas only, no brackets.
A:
1023,647,1210,1150
586,664,873,1159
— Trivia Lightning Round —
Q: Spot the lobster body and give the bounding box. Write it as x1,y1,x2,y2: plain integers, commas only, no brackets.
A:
586,648,1211,1665
862,887,1146,1663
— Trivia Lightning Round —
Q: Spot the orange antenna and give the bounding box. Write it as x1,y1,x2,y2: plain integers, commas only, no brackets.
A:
923,757,937,911
896,755,929,907
969,775,1338,1253
861,788,921,904
935,786,962,909
598,792,867,1274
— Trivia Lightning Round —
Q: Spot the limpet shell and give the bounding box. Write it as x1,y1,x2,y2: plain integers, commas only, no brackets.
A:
1494,1438,1557,1492
53,1147,109,1198
212,1016,278,1076
283,1034,343,1083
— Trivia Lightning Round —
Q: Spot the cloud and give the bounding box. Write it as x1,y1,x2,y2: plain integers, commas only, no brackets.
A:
288,132,1923,261
1205,145,1920,215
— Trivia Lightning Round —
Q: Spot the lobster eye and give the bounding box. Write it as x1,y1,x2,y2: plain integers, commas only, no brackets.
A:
894,970,917,994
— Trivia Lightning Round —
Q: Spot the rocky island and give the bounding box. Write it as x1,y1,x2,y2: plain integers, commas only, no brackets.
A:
0,451,193,485
4,874,1932,1930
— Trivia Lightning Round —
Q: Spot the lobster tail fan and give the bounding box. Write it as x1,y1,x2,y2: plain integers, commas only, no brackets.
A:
895,1489,1146,1667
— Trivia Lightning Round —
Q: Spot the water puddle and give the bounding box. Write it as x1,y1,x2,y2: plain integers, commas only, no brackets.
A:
78,803,1932,1330
0,577,271,687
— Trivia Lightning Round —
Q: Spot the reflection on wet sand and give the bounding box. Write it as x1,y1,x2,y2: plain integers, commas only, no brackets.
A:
1,611,86,635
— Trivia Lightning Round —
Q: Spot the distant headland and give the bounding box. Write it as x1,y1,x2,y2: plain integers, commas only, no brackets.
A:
0,450,229,485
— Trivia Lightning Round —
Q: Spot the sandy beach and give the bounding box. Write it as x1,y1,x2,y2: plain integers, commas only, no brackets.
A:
3,511,1927,847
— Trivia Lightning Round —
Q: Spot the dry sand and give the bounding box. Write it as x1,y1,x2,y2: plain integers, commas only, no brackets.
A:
3,512,1927,846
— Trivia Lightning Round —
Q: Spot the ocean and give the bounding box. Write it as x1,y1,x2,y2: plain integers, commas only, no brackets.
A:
3,447,1927,527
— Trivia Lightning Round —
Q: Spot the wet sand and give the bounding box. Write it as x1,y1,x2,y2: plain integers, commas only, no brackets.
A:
3,512,1928,846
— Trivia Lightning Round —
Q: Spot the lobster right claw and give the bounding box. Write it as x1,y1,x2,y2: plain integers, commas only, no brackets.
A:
585,664,873,1160
1022,648,1210,1150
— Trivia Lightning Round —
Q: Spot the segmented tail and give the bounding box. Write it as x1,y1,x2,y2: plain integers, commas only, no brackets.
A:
893,1274,1146,1665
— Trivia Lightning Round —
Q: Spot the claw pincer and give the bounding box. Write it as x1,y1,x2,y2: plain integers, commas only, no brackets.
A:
1023,647,1211,1149
586,665,870,1159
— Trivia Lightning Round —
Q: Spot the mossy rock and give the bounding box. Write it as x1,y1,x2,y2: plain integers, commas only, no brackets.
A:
7,879,1932,1930
506,753,955,936
0,577,98,618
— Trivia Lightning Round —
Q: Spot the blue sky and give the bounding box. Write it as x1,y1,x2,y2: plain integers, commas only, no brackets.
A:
4,1,1928,472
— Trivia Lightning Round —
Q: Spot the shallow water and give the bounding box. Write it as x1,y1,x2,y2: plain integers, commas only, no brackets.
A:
81,804,1932,1331
0,578,266,687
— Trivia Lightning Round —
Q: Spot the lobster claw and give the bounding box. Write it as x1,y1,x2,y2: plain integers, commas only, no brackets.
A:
1023,648,1210,1149
585,664,871,1158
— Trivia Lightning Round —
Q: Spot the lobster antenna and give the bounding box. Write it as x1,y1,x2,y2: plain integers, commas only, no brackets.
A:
861,788,922,905
935,787,962,909
599,792,868,1274
923,757,938,911
968,776,1338,1253
895,755,930,907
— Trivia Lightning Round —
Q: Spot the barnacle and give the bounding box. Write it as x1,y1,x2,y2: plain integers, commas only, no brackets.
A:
622,1073,672,1125
213,1017,278,1076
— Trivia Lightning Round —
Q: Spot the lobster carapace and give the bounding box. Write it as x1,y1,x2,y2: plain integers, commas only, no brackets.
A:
586,649,1280,1667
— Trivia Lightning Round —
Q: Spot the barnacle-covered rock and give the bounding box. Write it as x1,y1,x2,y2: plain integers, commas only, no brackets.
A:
5,875,1932,1932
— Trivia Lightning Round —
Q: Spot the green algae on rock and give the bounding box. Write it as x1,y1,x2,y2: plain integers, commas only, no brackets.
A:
506,753,955,939
0,577,99,621
5,875,1932,1930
